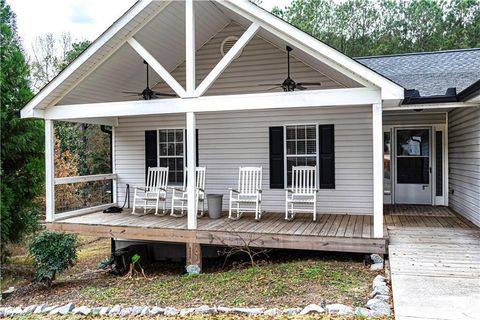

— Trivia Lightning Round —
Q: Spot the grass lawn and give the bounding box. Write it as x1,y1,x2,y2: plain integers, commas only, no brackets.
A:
1,236,383,316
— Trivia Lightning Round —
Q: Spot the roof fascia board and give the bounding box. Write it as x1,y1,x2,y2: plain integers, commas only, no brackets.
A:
43,87,381,120
384,102,478,111
21,0,173,118
217,0,404,100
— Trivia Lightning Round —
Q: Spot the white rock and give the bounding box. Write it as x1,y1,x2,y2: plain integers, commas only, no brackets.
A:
217,306,233,313
119,307,132,316
371,254,384,264
50,303,75,315
109,305,121,315
326,304,353,315
370,262,384,271
72,306,91,315
367,298,391,316
186,264,201,275
149,307,164,315
355,307,375,317
4,307,14,317
180,308,196,315
375,294,389,302
91,307,102,315
263,308,281,316
0,307,5,317
21,305,37,314
33,304,47,314
164,307,179,316
370,284,389,296
374,274,386,283
131,306,143,316
42,305,58,313
12,306,23,315
300,304,325,315
282,307,302,315
141,307,150,315
195,305,216,314
99,307,110,315
231,307,264,315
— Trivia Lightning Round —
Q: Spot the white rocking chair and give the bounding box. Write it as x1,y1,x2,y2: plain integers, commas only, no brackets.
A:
170,167,206,218
228,167,263,221
285,166,318,221
132,167,169,216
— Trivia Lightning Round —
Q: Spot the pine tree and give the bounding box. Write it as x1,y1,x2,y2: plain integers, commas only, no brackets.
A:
0,0,44,260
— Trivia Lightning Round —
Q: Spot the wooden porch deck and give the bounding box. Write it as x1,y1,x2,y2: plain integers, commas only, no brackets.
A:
48,209,388,254
46,205,477,255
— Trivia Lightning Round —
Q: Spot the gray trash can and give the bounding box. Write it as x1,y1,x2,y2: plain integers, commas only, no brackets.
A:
207,194,223,219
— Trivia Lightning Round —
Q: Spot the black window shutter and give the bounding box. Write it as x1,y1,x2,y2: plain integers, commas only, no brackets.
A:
318,124,335,189
269,126,284,189
145,130,158,178
185,129,199,166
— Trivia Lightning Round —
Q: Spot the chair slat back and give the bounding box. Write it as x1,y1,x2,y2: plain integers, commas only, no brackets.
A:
292,166,316,194
146,167,169,192
237,167,262,194
183,167,206,190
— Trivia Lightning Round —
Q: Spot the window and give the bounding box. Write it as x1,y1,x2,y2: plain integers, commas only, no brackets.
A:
158,129,184,184
285,125,317,186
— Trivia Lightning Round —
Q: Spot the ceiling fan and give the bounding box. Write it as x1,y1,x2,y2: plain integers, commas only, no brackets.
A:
122,60,177,100
259,46,321,92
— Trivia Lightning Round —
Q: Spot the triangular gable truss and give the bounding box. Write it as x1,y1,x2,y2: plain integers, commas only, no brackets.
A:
21,0,404,119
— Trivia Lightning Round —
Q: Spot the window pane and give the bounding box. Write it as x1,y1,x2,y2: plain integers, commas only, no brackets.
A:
306,125,316,139
297,126,306,139
384,131,391,193
159,143,167,156
397,129,429,156
177,157,184,169
168,143,175,156
287,141,296,154
159,158,167,167
286,127,296,140
168,158,176,170
297,141,306,154
159,130,167,142
435,131,443,196
176,143,184,156
176,129,183,142
306,157,316,166
167,130,175,143
306,140,316,154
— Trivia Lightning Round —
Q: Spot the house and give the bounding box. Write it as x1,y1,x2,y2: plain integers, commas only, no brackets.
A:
21,0,479,270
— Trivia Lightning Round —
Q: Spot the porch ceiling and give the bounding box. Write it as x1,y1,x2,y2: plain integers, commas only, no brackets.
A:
49,1,365,108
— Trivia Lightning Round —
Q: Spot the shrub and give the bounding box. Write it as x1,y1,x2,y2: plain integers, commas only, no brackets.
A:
29,231,78,285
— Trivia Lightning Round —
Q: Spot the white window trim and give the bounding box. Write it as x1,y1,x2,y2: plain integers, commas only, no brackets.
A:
283,124,320,188
157,127,186,185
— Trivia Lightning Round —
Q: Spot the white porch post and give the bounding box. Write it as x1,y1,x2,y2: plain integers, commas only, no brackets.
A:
372,103,384,238
185,0,195,95
45,119,55,222
186,112,197,230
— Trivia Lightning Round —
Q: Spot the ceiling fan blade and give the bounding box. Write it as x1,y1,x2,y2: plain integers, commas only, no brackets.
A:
153,91,177,97
296,85,308,90
258,83,282,87
297,82,322,86
266,86,282,91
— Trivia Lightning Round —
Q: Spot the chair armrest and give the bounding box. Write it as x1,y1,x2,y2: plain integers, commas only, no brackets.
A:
285,188,293,193
170,187,185,192
158,187,168,192
229,188,240,193
256,189,263,193
133,186,148,192
197,187,205,192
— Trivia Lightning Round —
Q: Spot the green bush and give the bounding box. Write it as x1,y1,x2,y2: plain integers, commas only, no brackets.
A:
29,231,78,284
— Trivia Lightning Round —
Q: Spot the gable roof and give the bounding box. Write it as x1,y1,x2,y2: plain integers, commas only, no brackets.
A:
356,48,480,97
21,0,404,118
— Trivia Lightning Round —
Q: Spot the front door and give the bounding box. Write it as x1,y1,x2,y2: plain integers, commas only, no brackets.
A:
394,128,431,204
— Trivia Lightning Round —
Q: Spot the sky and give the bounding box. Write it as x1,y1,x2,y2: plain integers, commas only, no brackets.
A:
9,0,293,55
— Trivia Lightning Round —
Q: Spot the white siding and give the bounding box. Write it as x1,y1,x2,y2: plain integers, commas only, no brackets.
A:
153,22,343,96
115,106,373,215
448,107,480,226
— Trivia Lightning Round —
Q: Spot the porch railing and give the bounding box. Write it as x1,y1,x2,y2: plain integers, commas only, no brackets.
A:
53,173,117,220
